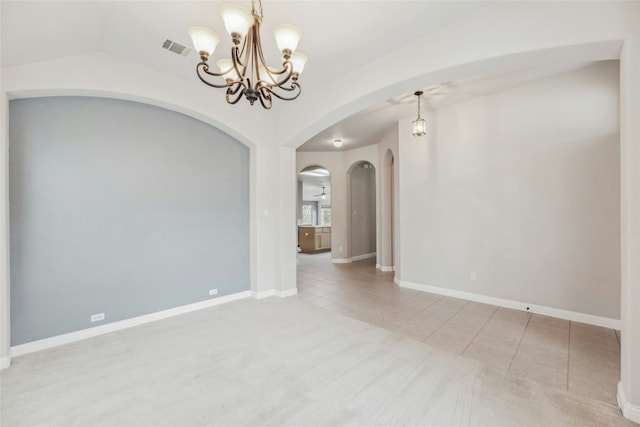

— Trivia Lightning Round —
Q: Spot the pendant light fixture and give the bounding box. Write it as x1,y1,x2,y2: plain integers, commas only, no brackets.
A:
412,91,426,137
188,0,308,109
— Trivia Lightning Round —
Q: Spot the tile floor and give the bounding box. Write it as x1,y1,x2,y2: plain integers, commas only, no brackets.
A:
295,252,622,406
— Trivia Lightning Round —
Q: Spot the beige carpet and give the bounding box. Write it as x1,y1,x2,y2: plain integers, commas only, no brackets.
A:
0,297,633,426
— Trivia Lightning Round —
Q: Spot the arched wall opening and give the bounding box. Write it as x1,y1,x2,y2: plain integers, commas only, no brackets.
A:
284,40,637,417
297,165,332,257
347,161,376,262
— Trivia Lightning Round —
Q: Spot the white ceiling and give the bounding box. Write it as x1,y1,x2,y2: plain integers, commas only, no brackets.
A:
297,60,601,151
0,1,605,154
1,1,486,91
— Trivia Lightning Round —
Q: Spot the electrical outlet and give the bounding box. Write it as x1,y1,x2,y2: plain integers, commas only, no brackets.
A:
90,313,105,322
209,289,218,296
470,272,477,281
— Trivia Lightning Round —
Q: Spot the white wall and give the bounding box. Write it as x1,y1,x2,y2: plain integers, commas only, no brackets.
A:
398,61,620,319
377,126,400,271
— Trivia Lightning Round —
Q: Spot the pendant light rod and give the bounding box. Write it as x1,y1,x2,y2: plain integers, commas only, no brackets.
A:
415,90,423,118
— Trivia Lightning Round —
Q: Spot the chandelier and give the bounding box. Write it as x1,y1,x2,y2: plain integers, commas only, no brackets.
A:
188,0,308,109
412,91,426,137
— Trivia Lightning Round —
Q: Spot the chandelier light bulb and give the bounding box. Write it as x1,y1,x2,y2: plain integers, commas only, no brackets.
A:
333,139,343,148
221,5,254,39
188,26,220,58
321,193,327,200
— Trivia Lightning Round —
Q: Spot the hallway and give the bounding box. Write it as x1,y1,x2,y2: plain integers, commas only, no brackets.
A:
296,253,622,406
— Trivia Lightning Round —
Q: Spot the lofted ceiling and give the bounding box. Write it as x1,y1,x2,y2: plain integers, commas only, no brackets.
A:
1,1,486,91
0,1,608,154
297,60,604,152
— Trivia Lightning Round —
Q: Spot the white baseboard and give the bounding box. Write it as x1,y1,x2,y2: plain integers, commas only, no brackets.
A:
350,252,376,262
0,355,10,370
276,288,298,298
396,278,621,330
251,288,298,299
251,290,276,299
618,382,640,423
10,291,251,358
376,265,394,272
333,253,376,264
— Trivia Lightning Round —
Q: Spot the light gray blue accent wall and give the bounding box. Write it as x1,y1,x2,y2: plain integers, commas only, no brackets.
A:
9,97,250,345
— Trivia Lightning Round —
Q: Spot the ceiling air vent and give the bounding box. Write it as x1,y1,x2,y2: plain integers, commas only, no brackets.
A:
162,39,191,57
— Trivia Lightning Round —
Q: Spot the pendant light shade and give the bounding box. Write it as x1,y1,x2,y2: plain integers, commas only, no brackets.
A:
412,118,426,137
188,26,220,58
274,24,301,53
220,5,254,38
412,91,426,137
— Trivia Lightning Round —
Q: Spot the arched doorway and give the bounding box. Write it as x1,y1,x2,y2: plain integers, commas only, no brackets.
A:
297,165,332,257
347,161,376,262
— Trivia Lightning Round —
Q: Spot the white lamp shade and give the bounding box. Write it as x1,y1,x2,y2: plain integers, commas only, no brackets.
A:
221,5,254,37
188,26,220,56
274,24,301,52
412,118,426,137
216,58,239,80
290,52,308,74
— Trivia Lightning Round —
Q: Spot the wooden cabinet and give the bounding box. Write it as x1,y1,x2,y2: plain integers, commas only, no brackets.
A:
299,226,331,254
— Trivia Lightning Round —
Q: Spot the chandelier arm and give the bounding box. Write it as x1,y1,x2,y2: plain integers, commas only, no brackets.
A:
232,40,248,82
197,62,232,79
265,62,292,77
226,85,246,104
257,88,273,109
227,80,245,96
264,82,301,101
253,32,293,87
195,63,235,89
265,63,294,88
272,78,299,92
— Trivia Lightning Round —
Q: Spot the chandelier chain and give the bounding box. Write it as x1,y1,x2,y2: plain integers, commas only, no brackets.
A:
252,0,264,21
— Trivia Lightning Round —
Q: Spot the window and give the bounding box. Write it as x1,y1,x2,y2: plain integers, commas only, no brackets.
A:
320,207,331,226
301,202,317,225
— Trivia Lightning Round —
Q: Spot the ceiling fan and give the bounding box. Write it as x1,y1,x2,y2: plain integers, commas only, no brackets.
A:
314,187,328,200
